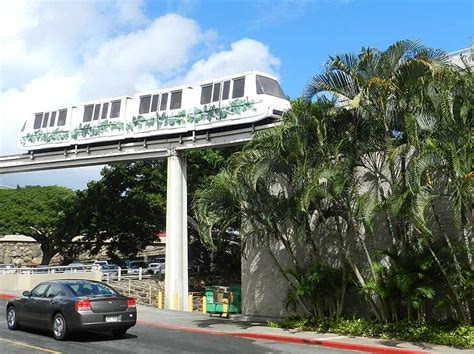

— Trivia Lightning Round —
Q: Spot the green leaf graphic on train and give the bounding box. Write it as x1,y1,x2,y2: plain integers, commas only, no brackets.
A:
21,129,69,145
23,98,259,141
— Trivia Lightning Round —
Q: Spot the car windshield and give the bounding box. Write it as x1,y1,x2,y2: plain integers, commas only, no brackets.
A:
103,265,117,270
65,282,117,297
129,262,147,268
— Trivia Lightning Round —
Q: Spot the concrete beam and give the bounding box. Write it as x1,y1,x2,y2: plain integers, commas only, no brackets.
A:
0,122,279,174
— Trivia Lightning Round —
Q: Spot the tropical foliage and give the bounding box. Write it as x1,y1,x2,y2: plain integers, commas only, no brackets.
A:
268,317,474,348
194,40,473,324
75,148,241,272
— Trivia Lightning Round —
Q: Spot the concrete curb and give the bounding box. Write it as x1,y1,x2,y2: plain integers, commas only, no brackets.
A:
137,320,427,354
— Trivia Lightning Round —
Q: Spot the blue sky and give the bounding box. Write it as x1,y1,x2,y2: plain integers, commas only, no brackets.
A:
0,0,472,189
148,0,472,98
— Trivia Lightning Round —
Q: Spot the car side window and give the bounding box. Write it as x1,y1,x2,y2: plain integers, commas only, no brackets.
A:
45,285,62,298
31,283,49,297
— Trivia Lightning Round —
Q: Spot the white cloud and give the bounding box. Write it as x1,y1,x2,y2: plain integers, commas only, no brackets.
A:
79,14,210,99
0,74,81,154
178,38,280,85
0,1,281,189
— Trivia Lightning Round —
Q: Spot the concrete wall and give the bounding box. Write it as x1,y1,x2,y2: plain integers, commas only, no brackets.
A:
241,197,465,319
242,244,297,319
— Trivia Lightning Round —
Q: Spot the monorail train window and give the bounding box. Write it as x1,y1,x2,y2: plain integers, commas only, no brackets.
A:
170,90,182,110
57,110,67,126
139,95,151,114
232,78,245,98
49,111,57,127
151,94,159,112
212,83,221,102
110,100,121,118
42,112,50,128
34,113,43,129
256,75,286,98
101,103,109,119
160,93,168,111
93,104,101,120
201,84,212,104
83,105,94,122
222,81,230,100
21,121,27,132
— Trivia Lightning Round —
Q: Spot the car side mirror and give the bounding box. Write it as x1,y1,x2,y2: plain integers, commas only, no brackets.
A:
22,291,31,297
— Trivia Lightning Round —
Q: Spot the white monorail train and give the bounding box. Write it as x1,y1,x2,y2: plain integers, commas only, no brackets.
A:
18,71,290,151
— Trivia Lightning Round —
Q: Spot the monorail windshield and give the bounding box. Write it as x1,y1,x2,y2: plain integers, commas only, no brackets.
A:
256,75,286,99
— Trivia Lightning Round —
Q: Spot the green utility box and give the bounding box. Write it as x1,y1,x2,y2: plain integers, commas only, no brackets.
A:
205,285,241,316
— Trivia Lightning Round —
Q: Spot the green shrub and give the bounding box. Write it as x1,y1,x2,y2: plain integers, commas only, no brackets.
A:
267,317,474,348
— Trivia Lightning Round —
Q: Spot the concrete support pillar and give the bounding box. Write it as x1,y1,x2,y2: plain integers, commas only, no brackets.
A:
164,150,188,310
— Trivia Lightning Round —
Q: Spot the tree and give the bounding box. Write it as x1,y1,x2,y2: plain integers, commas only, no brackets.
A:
194,98,361,318
76,147,241,267
303,40,472,322
0,186,79,265
76,161,167,259
194,40,473,323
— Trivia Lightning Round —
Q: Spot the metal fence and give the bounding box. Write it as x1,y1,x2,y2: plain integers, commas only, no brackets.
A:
0,265,162,281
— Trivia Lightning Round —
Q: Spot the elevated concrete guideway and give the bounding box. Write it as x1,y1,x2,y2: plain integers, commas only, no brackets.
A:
0,121,279,311
0,122,277,174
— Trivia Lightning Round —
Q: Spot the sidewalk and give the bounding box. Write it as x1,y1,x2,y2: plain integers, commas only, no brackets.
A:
136,305,472,354
1,290,472,354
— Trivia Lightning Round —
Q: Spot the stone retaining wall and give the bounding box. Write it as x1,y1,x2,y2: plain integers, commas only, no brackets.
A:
0,238,164,267
0,241,42,266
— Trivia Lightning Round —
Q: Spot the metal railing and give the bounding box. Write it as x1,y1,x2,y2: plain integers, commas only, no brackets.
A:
0,265,163,280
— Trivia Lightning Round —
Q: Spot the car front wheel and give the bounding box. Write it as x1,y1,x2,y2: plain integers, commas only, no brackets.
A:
53,313,69,341
7,306,19,330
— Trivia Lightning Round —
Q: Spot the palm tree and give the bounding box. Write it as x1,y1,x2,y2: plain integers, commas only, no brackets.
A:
195,40,471,323
304,40,471,323
194,98,366,318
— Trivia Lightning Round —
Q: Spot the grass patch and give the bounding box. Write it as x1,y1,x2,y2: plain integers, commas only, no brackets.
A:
267,317,474,348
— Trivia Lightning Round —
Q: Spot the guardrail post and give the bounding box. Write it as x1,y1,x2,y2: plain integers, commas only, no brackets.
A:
223,299,229,319
202,296,206,314
157,291,163,309
188,294,193,312
139,267,142,280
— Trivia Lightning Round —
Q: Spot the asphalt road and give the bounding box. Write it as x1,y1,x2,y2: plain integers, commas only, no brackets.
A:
0,299,359,353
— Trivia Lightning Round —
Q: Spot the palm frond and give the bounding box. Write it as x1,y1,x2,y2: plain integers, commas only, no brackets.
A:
303,71,358,100
326,53,359,73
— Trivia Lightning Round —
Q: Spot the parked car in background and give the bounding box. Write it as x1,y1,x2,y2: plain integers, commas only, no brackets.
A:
0,264,15,274
126,261,148,274
93,260,108,268
65,262,86,272
91,260,108,271
6,280,136,340
101,264,120,278
33,265,50,274
147,262,164,275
